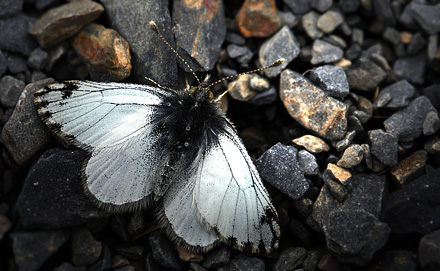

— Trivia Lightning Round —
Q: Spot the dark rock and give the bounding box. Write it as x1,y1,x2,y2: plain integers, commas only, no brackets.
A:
225,32,245,45
54,262,87,271
255,143,309,200
112,215,130,242
45,42,69,71
323,209,391,265
317,254,340,271
399,1,421,29
283,0,312,15
1,79,54,165
7,53,28,74
248,86,277,106
114,245,144,260
102,0,178,88
428,34,438,61
423,111,440,135
189,262,207,271
423,84,440,108
345,58,386,91
383,26,401,45
393,52,427,84
311,39,343,65
372,0,396,25
0,214,12,241
311,0,333,12
317,10,344,33
16,148,109,229
280,69,348,140
114,266,135,271
375,80,415,109
345,43,362,60
368,250,417,271
111,255,130,269
334,130,357,152
384,96,437,142
259,26,300,78
348,115,364,133
0,14,38,55
338,0,360,13
227,44,249,58
352,27,364,45
308,173,387,232
273,247,307,271
0,75,25,108
0,0,22,17
127,211,145,236
11,229,70,271
71,227,102,266
149,231,183,271
382,168,440,234
218,254,265,271
337,144,364,168
368,129,398,167
0,51,6,77
27,47,48,71
298,150,319,175
236,0,281,38
309,65,349,98
419,229,440,271
278,10,299,28
31,70,47,82
173,0,225,71
324,173,348,202
411,3,440,34
391,150,428,188
407,32,427,54
88,245,112,271
35,0,59,10
203,246,230,269
301,11,324,39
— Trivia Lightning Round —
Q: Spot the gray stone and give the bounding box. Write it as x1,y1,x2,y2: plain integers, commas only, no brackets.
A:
273,247,307,271
27,47,48,70
419,229,440,271
394,52,427,85
218,254,265,271
0,0,22,17
428,34,438,61
423,111,440,135
411,3,440,34
0,14,38,55
16,148,109,229
248,86,277,106
149,231,183,271
259,26,300,78
278,10,299,28
317,10,344,33
311,39,343,65
114,246,144,260
255,143,310,200
102,0,178,88
298,150,319,175
71,227,102,266
345,43,362,60
334,130,357,152
7,53,28,74
0,214,11,241
407,32,427,54
11,230,70,271
311,0,333,12
352,28,364,45
372,0,396,25
345,58,386,91
225,32,245,45
0,75,25,108
423,83,440,108
309,65,349,98
227,44,250,58
283,0,311,15
302,11,324,39
384,96,437,142
337,144,364,168
375,80,415,109
88,245,111,271
383,26,401,45
368,129,398,167
0,50,6,77
399,0,424,29
381,168,440,234
338,0,360,13
203,246,230,269
323,209,391,265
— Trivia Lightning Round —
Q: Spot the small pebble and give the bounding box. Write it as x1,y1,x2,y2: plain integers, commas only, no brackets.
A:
368,129,398,167
391,150,428,188
327,163,352,185
393,52,427,85
236,0,281,38
301,11,324,39
337,144,364,168
423,111,440,136
27,47,48,70
273,247,307,270
317,10,344,33
292,135,330,153
345,58,386,91
309,65,350,98
311,39,344,65
374,80,415,109
418,229,440,271
298,150,319,175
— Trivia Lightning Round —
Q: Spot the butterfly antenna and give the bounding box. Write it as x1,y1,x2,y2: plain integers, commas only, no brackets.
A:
144,76,178,94
213,59,285,103
149,21,201,86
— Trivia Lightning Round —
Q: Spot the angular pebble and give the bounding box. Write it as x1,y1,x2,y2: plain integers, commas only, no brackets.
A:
302,11,324,39
259,26,300,78
16,148,109,229
337,144,364,168
334,130,356,152
280,69,348,140
236,0,281,38
29,1,104,48
311,0,333,12
71,227,102,266
248,86,277,106
381,168,440,234
27,47,48,70
419,229,440,271
218,254,265,271
292,135,330,153
391,150,428,188
228,74,257,102
11,229,70,271
384,96,437,142
89,245,112,271
345,58,386,91
374,80,415,109
317,10,344,33
368,129,398,167
372,0,396,25
149,231,183,271
309,65,349,98
323,209,391,265
71,23,131,81
1,79,54,165
311,39,343,65
173,0,225,71
203,246,230,269
411,3,440,35
423,111,440,135
283,0,311,15
102,0,177,88
273,247,307,271
393,52,427,85
0,14,38,55
298,150,319,175
255,143,310,200
326,163,352,185
0,75,25,108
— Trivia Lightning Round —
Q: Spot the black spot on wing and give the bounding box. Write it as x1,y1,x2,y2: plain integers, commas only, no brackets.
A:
61,82,79,99
34,86,52,97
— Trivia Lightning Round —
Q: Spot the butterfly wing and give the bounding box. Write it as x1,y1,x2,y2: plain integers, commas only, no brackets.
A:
191,123,280,253
34,81,171,211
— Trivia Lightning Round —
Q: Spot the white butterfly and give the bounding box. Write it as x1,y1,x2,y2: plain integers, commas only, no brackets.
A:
34,22,281,254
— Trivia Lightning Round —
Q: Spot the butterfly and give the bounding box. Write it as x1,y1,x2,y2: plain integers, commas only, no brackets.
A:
34,21,281,253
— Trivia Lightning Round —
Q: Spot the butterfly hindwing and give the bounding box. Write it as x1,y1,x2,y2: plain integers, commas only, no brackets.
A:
34,81,171,210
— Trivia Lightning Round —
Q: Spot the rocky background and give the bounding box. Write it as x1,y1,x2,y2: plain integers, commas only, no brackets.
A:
1,0,440,270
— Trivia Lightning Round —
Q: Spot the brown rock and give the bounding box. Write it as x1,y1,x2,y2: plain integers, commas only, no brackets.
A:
177,246,203,262
327,163,352,185
236,0,281,38
1,79,55,166
28,1,104,48
337,144,364,168
292,135,330,153
71,23,131,82
280,69,348,141
391,150,428,188
228,74,257,101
